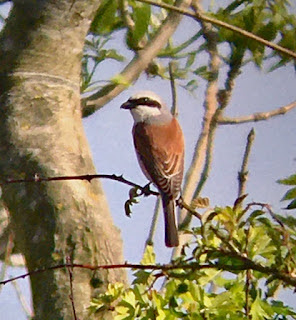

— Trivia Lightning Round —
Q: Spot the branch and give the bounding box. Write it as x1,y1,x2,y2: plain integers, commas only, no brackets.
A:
0,231,13,291
237,129,255,199
82,0,192,117
137,0,296,60
66,256,78,320
146,197,161,246
244,225,251,319
0,173,158,196
169,61,178,116
10,279,32,317
179,1,219,229
218,100,296,125
0,173,202,219
1,259,295,287
119,0,135,32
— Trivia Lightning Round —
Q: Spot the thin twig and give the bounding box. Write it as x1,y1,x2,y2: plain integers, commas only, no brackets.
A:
244,225,251,319
0,231,14,293
191,117,215,201
0,173,201,220
11,280,33,318
179,198,202,220
146,196,161,246
238,129,255,199
0,174,159,195
66,256,78,320
218,101,296,125
119,0,135,32
1,258,295,287
136,0,296,60
1,233,33,317
244,202,285,229
245,268,251,319
217,49,244,111
209,226,238,253
169,61,178,116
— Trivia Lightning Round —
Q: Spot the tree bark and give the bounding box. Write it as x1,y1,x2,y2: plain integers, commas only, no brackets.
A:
0,1,126,319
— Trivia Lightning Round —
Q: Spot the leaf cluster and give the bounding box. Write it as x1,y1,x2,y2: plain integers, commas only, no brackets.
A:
278,173,296,210
213,0,296,70
89,202,296,319
81,0,296,97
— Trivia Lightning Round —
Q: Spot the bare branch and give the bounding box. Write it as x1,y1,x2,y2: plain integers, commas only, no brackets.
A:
0,173,202,220
1,258,296,287
146,197,161,246
238,129,255,199
218,100,296,125
119,0,135,32
178,197,202,220
82,0,192,117
137,0,296,60
0,231,13,290
10,280,33,318
66,256,78,320
169,61,178,116
179,1,219,229
0,173,159,196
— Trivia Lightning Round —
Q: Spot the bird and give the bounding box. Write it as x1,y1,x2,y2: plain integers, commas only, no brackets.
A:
121,91,184,247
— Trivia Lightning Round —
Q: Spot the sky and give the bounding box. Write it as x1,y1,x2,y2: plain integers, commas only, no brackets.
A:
0,1,295,319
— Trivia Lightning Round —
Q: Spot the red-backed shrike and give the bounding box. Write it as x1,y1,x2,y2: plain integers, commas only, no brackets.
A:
121,91,184,247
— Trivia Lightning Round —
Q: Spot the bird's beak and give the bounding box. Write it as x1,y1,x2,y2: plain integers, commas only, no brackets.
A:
120,100,134,110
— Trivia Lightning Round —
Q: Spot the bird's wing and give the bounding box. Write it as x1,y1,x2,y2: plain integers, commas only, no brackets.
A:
133,118,184,197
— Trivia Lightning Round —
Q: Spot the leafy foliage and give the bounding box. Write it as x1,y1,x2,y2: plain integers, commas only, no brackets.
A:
82,0,296,98
81,35,125,94
278,174,296,210
90,202,296,319
213,0,296,70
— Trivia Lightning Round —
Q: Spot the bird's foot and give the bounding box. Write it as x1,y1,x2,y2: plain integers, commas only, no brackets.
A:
142,183,152,196
176,195,184,208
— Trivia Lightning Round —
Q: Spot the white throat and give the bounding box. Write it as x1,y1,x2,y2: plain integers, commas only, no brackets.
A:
130,105,162,123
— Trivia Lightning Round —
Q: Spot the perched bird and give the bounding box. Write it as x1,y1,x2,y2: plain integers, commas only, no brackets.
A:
121,91,184,247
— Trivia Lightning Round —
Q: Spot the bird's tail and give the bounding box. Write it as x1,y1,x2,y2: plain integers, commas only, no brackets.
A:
161,194,179,247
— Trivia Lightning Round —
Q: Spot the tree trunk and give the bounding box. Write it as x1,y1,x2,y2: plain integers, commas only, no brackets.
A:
0,1,126,319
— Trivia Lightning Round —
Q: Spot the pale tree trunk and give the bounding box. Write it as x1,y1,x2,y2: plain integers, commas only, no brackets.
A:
0,1,126,319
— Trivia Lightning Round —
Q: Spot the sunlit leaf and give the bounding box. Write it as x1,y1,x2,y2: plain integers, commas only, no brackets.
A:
91,0,122,35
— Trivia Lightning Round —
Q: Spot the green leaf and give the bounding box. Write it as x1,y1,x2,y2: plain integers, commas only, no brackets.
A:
183,79,199,92
286,199,296,210
132,270,151,285
250,296,273,320
91,0,122,35
141,245,155,265
281,186,296,201
185,52,196,68
110,74,131,87
270,300,296,316
278,174,296,186
104,49,125,62
251,45,265,68
248,210,265,223
257,22,277,42
128,3,151,48
193,66,210,80
177,283,188,294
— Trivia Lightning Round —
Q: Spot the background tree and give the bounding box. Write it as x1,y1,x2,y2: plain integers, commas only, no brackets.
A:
0,0,295,319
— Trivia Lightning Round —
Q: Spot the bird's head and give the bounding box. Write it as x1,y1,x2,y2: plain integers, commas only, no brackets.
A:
121,91,172,123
